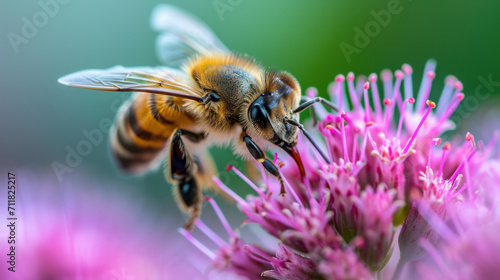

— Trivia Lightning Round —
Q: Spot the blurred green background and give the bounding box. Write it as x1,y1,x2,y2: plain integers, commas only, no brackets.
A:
1,0,499,224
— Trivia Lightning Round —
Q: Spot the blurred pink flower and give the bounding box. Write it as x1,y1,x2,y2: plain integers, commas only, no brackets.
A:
0,173,215,280
397,143,500,280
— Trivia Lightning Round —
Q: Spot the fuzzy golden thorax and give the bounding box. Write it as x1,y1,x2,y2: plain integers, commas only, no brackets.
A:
185,53,264,132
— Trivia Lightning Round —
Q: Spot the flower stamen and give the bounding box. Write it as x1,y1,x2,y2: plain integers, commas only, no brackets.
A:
205,196,237,239
178,228,216,260
403,100,435,154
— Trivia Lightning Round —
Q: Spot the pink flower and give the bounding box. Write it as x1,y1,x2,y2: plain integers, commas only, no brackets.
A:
318,248,373,280
397,156,500,279
261,244,322,280
353,186,403,270
0,173,209,280
179,61,499,280
179,197,272,280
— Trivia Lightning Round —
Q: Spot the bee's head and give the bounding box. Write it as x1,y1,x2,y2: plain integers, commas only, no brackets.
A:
246,70,333,176
247,70,305,175
248,70,301,145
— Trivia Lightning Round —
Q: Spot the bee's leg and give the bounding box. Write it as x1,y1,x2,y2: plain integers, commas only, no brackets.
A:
242,134,286,195
167,129,205,230
293,97,338,114
177,176,200,230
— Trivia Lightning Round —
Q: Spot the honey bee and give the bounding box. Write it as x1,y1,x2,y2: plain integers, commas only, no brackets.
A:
58,5,336,229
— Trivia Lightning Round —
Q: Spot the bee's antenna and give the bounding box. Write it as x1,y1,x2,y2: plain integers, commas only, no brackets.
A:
292,97,338,127
292,97,338,114
283,117,331,164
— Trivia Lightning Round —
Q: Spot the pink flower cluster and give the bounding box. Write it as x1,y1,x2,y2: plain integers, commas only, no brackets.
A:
0,174,211,280
182,61,499,280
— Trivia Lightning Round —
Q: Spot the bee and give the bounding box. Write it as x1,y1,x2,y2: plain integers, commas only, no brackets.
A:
58,5,336,229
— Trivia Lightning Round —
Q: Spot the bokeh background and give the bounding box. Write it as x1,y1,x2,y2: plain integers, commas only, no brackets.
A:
0,0,499,276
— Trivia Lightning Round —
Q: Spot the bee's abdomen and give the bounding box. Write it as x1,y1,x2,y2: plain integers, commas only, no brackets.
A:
110,93,182,174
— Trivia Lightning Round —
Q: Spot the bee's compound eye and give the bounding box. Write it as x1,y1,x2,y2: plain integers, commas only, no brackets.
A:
249,104,261,121
249,103,269,129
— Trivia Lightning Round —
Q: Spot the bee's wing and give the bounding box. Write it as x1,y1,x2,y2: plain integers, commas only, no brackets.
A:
151,5,229,67
58,66,205,102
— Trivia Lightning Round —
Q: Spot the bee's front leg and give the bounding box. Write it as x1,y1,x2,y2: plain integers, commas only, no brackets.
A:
242,134,286,195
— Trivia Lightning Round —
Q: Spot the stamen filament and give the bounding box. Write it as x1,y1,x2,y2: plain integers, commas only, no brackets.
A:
206,196,237,238
347,72,361,111
226,165,265,198
243,245,272,263
381,69,393,99
340,112,350,162
440,92,464,122
402,64,414,112
363,82,371,122
383,98,392,134
403,100,435,154
178,228,216,260
415,60,436,112
392,70,404,109
195,220,228,247
369,73,382,117
449,149,476,183
359,128,369,163
437,142,451,178
212,177,247,206
397,98,415,139
279,170,304,208
352,132,359,163
427,138,442,168
417,71,435,113
436,76,457,116
333,75,345,111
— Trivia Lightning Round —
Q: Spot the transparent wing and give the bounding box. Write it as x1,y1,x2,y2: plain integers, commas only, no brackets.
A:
58,66,204,102
151,5,229,67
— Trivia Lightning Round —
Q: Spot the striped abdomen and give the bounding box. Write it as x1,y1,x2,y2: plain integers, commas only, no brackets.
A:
110,92,195,174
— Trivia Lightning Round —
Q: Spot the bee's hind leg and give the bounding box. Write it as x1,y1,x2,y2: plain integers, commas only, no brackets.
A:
167,129,206,230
